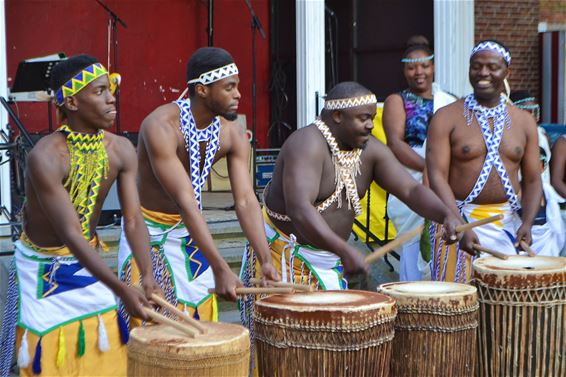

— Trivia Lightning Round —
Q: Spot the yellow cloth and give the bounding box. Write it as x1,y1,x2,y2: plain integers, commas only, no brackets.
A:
17,309,125,377
352,105,397,241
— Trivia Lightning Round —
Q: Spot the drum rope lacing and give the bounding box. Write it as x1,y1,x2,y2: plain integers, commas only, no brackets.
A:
473,279,566,307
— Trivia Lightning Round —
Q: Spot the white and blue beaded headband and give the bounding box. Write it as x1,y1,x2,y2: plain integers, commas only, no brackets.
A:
187,63,239,85
470,41,511,66
324,94,377,110
401,54,434,63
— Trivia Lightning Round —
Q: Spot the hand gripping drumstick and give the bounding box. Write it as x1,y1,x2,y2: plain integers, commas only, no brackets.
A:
519,240,537,257
249,278,313,292
433,214,504,239
472,243,509,260
142,307,199,338
133,286,207,334
208,287,295,295
365,224,424,264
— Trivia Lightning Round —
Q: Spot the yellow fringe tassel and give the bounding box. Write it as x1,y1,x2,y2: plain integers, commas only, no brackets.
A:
212,294,219,322
56,327,66,368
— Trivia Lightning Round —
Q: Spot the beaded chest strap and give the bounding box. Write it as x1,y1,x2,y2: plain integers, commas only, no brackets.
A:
59,125,109,238
266,119,362,222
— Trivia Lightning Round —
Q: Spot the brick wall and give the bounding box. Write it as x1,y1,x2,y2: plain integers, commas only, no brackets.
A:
540,0,566,25
475,0,540,98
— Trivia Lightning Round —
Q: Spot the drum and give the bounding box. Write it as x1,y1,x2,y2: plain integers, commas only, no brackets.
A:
379,281,478,377
473,256,566,377
127,322,250,377
254,290,396,377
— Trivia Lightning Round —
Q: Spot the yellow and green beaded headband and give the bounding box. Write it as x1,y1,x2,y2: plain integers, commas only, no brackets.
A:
55,63,109,106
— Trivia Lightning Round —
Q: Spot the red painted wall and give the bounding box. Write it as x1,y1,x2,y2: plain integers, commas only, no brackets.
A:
5,0,271,147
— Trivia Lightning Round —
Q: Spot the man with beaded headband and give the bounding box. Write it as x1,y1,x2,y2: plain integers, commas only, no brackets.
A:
117,47,279,325
427,40,542,283
239,81,460,300
0,55,158,377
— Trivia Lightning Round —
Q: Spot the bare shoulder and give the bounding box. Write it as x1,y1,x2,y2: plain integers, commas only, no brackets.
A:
26,132,67,177
140,102,180,135
436,98,465,118
280,124,326,158
383,93,403,108
552,135,566,151
507,104,537,131
104,132,136,159
220,117,248,152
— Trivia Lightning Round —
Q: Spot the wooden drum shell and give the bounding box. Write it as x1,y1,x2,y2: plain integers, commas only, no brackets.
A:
473,256,566,377
380,281,478,377
254,290,396,377
127,322,250,377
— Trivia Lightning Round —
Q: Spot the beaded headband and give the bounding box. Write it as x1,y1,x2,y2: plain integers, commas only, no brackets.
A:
55,63,109,106
324,94,377,110
471,41,511,65
401,54,434,63
187,63,239,85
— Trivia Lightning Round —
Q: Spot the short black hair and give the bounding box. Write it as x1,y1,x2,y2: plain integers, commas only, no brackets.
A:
403,35,433,61
186,47,235,96
50,54,99,92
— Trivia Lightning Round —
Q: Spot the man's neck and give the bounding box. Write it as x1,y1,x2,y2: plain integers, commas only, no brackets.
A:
190,98,215,130
64,118,100,134
473,93,501,108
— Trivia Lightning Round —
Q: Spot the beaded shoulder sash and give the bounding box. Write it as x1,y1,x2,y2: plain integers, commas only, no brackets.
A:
265,119,362,222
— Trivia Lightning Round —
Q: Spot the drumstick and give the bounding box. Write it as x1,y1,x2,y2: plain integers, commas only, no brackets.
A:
149,293,207,334
519,240,537,257
207,287,295,295
249,278,313,292
142,307,198,338
365,224,424,264
132,285,207,334
472,243,509,260
433,214,504,238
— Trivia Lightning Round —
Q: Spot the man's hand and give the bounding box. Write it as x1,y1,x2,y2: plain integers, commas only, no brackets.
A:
515,223,533,248
458,230,479,256
442,213,464,244
118,285,151,320
213,267,243,301
341,247,368,277
260,262,281,282
141,274,162,303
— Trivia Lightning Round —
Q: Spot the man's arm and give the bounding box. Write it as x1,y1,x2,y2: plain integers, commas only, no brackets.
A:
225,124,280,281
371,139,460,238
142,114,240,300
515,116,543,246
282,131,367,275
27,147,149,319
116,138,160,298
382,94,425,172
550,137,566,198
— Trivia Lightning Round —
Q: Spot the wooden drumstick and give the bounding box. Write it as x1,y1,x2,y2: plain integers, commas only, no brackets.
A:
142,307,198,338
472,243,509,260
208,287,295,295
433,214,504,239
365,224,424,264
249,278,313,292
519,240,537,257
149,293,207,334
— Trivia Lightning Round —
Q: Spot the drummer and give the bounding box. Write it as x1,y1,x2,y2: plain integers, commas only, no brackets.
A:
426,40,542,282
242,81,460,290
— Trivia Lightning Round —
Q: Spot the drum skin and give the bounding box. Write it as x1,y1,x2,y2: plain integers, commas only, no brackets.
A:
254,290,396,377
473,256,566,377
379,281,478,377
127,322,250,377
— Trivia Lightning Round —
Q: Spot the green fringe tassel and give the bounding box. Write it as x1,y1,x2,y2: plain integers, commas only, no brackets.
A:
77,321,85,357
420,219,432,263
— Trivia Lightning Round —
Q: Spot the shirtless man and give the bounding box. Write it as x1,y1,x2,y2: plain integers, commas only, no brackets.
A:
0,55,155,377
239,81,460,292
427,40,542,282
118,47,278,321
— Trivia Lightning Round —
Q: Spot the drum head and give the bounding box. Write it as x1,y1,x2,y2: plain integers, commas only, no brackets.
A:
379,281,476,297
255,290,394,313
473,256,566,275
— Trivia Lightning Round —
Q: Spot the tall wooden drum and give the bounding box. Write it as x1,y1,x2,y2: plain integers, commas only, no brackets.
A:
379,281,478,377
254,290,396,377
473,256,566,377
127,322,250,377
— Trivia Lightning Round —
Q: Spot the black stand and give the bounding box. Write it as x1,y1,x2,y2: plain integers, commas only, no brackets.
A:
208,0,214,46
95,0,127,134
243,0,266,195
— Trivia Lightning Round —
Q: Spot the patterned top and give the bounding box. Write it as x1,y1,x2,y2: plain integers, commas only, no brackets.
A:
400,89,434,147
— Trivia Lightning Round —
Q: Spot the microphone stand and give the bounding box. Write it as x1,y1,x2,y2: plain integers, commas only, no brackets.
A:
243,0,266,196
95,0,127,134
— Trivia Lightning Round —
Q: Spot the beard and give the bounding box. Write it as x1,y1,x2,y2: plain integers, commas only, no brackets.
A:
221,111,238,121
